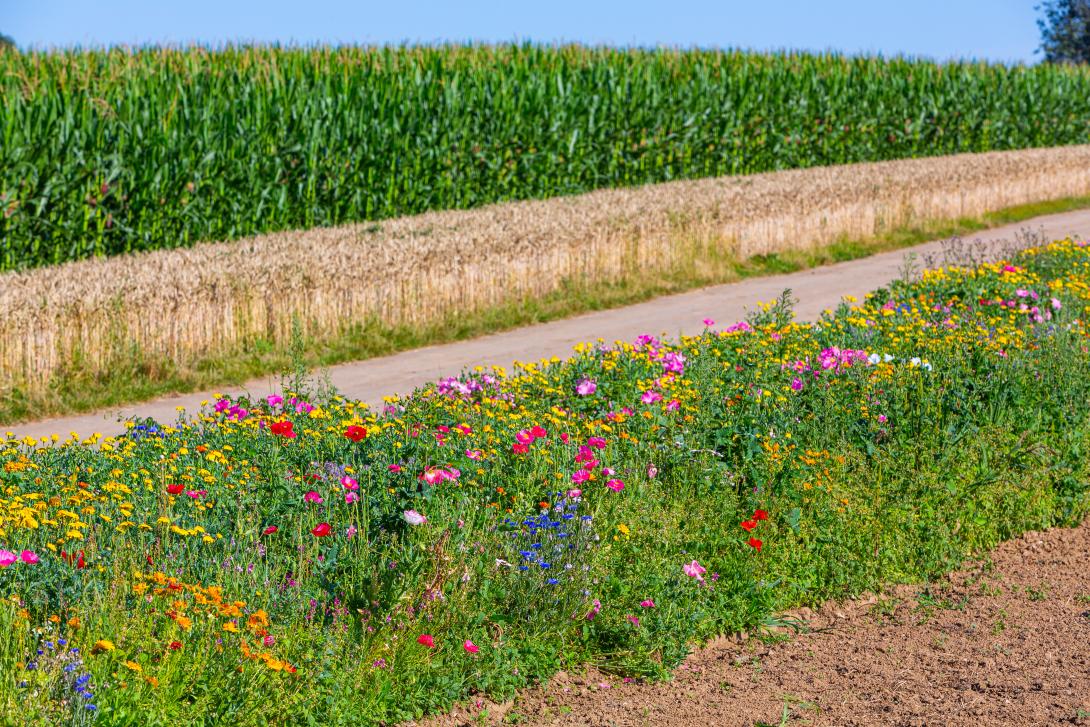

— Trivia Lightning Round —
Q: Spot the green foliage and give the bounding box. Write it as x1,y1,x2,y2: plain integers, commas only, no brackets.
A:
1038,0,1090,64
3,45,1090,271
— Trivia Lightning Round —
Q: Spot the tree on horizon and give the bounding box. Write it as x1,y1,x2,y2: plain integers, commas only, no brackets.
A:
0,32,15,49
1038,0,1090,63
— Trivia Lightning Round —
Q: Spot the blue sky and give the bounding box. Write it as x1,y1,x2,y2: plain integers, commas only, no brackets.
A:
5,0,1043,63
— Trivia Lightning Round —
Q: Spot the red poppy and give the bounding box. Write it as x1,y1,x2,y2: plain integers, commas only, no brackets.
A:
60,550,86,569
345,425,368,442
168,641,182,651
310,523,332,537
166,483,184,495
752,509,769,521
511,443,529,455
270,420,296,439
530,425,547,439
747,537,763,552
262,525,278,536
740,519,758,532
417,634,435,648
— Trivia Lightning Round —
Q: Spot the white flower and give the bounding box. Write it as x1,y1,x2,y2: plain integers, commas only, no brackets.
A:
909,357,922,367
883,354,894,363
867,353,881,365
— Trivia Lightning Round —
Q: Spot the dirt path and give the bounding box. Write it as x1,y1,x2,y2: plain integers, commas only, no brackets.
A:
7,208,1090,440
428,518,1090,727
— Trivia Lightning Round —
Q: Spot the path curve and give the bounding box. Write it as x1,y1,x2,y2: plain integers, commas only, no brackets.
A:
7,208,1090,440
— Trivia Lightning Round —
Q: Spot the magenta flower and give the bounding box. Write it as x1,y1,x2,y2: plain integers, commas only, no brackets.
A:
567,488,583,499
0,550,16,568
20,550,39,565
683,560,706,581
1052,297,1062,310
345,492,360,504
341,476,359,490
605,479,625,492
266,394,284,408
304,490,323,504
586,599,602,621
463,639,480,654
571,469,591,484
641,390,663,404
640,599,656,608
466,449,483,460
791,378,804,391
576,379,598,396
702,318,715,326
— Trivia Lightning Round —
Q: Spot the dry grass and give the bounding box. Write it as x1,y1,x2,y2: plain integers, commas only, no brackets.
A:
4,145,1090,401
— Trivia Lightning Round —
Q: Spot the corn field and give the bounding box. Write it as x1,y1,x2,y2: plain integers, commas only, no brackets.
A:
3,45,1090,271
3,145,1090,412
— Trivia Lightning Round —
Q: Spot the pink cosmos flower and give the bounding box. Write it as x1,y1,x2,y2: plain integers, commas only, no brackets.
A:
404,509,428,526
576,379,598,396
641,390,663,404
266,394,283,408
341,476,359,490
214,398,230,413
587,437,607,449
627,615,640,627
463,640,480,654
640,599,656,608
702,318,715,326
304,490,323,504
345,492,360,504
666,399,680,412
683,560,706,581
466,449,483,460
605,479,625,492
571,469,591,484
20,550,39,565
1052,297,1062,310
0,550,16,568
567,488,583,499
515,429,535,445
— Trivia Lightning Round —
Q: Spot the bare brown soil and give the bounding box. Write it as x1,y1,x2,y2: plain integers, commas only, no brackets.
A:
427,518,1090,726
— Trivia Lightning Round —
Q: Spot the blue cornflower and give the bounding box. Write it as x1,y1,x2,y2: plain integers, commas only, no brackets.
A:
531,543,542,549
25,662,36,671
518,565,529,571
85,705,97,712
546,578,559,585
57,639,67,647
539,562,551,569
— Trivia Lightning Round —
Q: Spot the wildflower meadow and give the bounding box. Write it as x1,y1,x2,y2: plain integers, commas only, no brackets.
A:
1,239,1089,724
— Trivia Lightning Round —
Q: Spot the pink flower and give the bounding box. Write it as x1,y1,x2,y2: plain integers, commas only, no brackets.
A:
465,449,483,460
20,550,39,565
627,615,640,627
683,560,706,581
567,489,583,499
1052,297,1062,310
463,639,480,654
571,469,591,484
304,490,323,504
640,599,656,608
341,476,359,490
877,414,888,423
345,492,360,504
263,635,276,647
403,509,428,526
266,394,283,407
666,399,680,412
647,464,658,479
641,390,663,404
388,464,402,473
586,599,602,621
417,634,435,648
605,479,625,492
586,436,607,450
791,378,804,391
0,550,16,568
702,318,715,326
576,379,598,396
345,525,358,538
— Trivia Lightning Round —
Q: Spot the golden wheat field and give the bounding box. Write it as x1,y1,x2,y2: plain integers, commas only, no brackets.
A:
3,144,1090,403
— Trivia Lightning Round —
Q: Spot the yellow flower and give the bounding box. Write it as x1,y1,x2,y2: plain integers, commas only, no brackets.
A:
124,660,142,672
222,621,239,633
91,639,115,654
